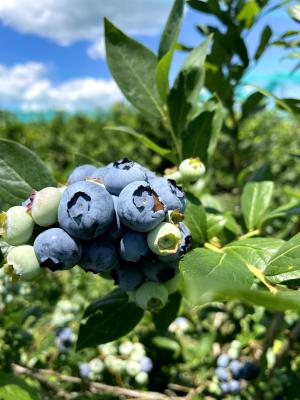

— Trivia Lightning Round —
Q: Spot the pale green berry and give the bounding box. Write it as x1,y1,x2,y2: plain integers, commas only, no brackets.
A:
135,371,149,385
179,158,206,181
135,282,168,312
164,273,181,294
89,358,104,373
119,341,134,355
164,167,183,183
0,206,34,246
31,187,61,227
147,222,181,256
6,245,41,282
126,360,141,376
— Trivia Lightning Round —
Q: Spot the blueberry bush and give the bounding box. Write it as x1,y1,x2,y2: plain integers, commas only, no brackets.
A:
0,0,300,399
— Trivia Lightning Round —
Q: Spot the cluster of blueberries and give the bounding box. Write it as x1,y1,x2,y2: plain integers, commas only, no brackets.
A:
0,158,197,312
216,353,260,395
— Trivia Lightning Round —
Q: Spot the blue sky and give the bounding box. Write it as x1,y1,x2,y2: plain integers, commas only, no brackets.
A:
0,0,298,112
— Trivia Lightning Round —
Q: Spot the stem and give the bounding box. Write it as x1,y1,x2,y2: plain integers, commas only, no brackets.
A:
239,229,260,240
204,242,223,253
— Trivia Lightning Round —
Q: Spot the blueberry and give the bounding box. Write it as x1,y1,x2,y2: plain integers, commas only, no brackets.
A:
0,206,34,246
34,228,82,271
147,222,182,256
219,382,230,394
5,245,41,282
104,158,146,195
217,354,230,368
140,356,153,373
68,164,97,184
30,187,61,227
79,362,91,378
117,181,166,232
216,367,229,382
56,327,72,350
149,177,186,212
112,263,144,291
230,359,242,379
228,379,240,394
240,362,260,381
58,181,114,240
80,239,119,273
179,222,192,254
119,230,149,262
91,166,110,182
135,281,168,312
142,258,179,283
105,195,126,241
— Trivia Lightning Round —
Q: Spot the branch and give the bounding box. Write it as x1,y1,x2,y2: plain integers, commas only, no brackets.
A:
11,363,176,400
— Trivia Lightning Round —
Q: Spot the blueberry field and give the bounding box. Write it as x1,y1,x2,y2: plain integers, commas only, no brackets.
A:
0,1,300,399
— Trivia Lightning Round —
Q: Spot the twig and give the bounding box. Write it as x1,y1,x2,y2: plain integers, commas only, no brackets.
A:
261,312,284,356
12,363,173,400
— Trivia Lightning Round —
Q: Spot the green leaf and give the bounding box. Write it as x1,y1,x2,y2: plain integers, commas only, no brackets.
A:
74,153,104,167
158,0,184,60
0,139,56,207
77,289,144,350
255,25,272,60
206,213,227,240
262,202,300,224
152,336,181,354
104,18,165,120
0,373,40,400
242,92,264,117
288,5,300,23
237,0,260,28
241,181,274,231
265,233,300,284
184,194,207,244
225,238,284,271
104,126,175,163
168,37,211,136
182,111,214,164
180,248,254,305
247,85,297,116
153,292,181,332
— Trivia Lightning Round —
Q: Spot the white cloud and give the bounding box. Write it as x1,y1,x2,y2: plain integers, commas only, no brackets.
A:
0,0,173,58
0,62,123,111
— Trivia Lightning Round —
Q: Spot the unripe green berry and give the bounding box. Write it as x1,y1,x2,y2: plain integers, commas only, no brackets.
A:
6,245,41,282
135,371,149,385
30,187,61,227
164,167,183,183
147,222,181,256
0,206,34,246
179,158,205,181
164,273,181,294
135,282,168,312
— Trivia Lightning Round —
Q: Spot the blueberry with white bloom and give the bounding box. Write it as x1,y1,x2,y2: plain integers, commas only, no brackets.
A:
140,356,153,373
68,164,97,184
58,181,114,240
149,177,186,212
104,158,146,195
217,354,230,368
117,181,166,232
216,367,229,382
34,228,82,271
105,195,126,241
